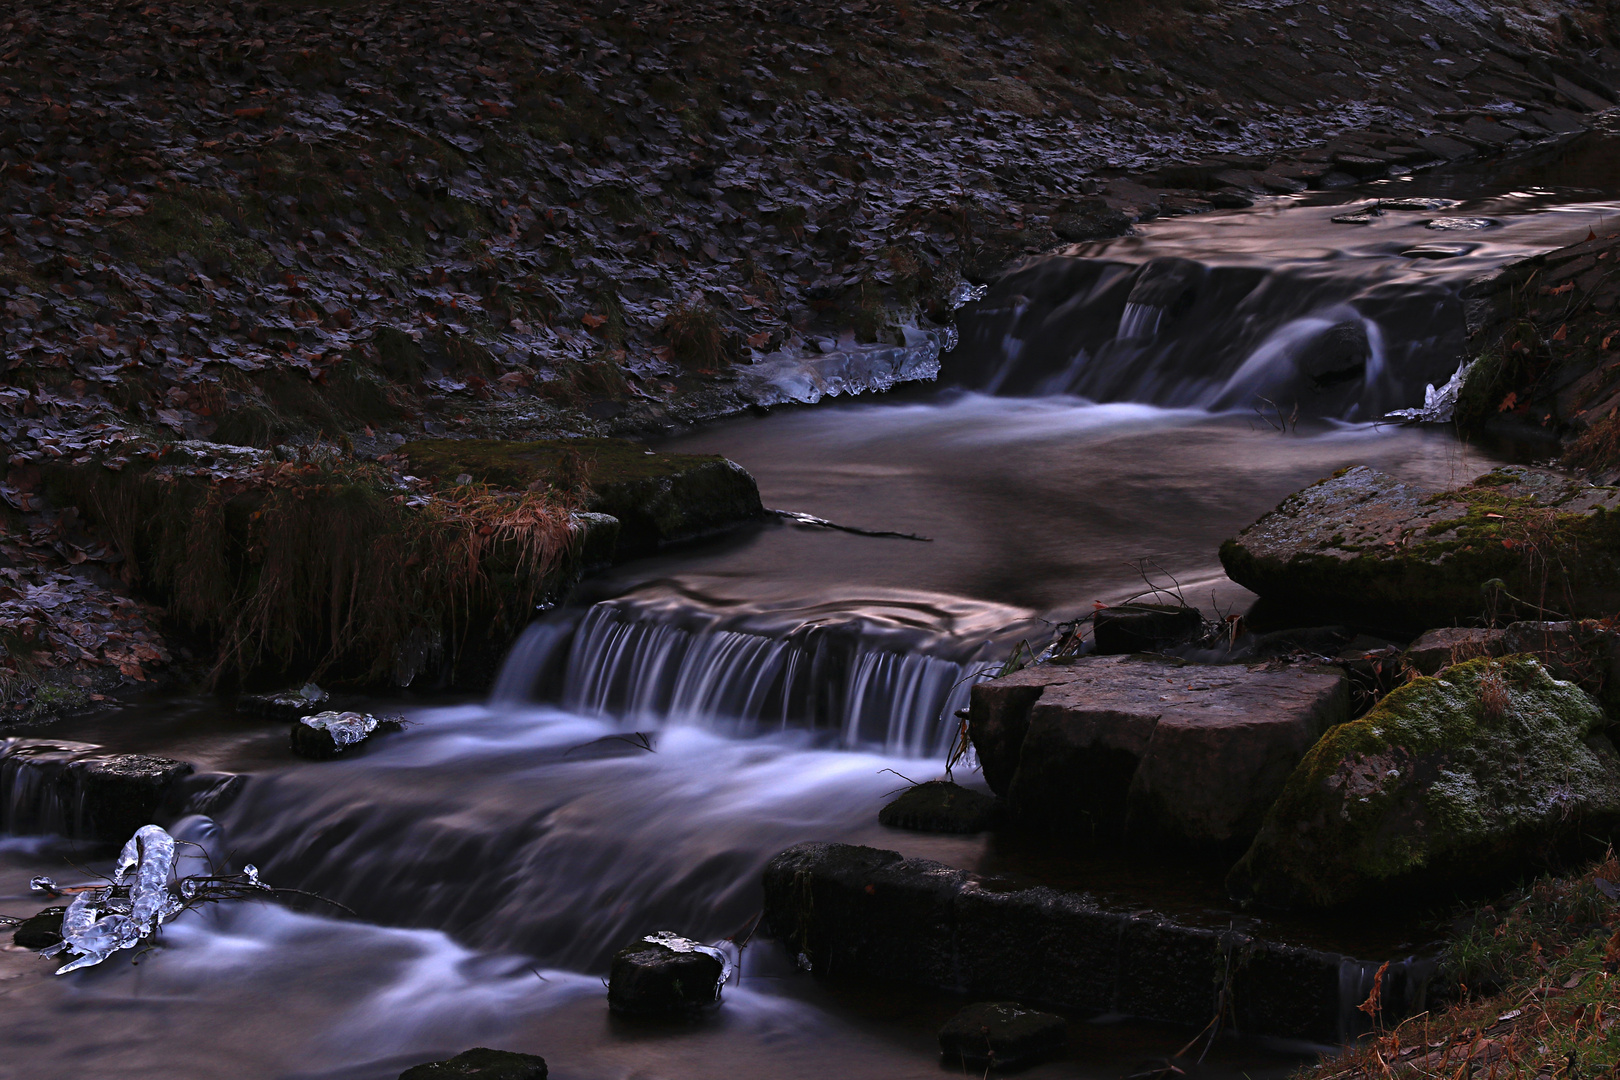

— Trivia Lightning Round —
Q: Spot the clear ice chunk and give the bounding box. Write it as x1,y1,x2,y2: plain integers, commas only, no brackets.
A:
642,930,736,989
1385,358,1474,424
948,282,988,309
300,710,380,747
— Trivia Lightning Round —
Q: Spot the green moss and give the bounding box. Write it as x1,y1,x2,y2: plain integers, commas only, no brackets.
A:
1229,657,1620,908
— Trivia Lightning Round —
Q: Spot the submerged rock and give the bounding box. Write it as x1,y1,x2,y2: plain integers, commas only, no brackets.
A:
237,682,330,721
1091,603,1204,655
398,1048,547,1080
12,906,65,950
1221,466,1620,630
939,1002,1067,1070
969,655,1349,849
1228,657,1620,908
289,711,403,760
607,931,729,1015
879,781,999,834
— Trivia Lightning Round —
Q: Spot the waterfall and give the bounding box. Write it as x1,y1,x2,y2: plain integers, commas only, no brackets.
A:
493,601,992,758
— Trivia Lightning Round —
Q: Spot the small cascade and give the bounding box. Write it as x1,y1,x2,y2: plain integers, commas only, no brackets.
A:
1117,301,1165,340
496,600,992,758
1338,954,1441,1041
0,738,95,836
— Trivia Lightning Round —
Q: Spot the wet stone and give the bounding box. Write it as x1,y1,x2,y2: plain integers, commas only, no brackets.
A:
397,1047,548,1080
289,711,403,760
12,906,65,950
68,754,195,842
237,683,329,721
1092,603,1204,655
607,931,727,1015
939,1002,1067,1070
878,781,999,834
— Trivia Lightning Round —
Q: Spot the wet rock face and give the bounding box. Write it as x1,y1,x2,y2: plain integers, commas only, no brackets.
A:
1220,466,1620,631
1,740,197,842
67,754,196,841
1229,657,1620,909
939,1002,1067,1070
760,842,1364,1042
968,656,1349,849
1404,627,1507,675
397,1048,547,1080
607,932,727,1015
878,781,999,834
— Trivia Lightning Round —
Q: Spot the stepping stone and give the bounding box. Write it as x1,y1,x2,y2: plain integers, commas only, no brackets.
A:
289,711,403,760
879,781,998,834
939,1001,1067,1070
607,931,728,1015
970,655,1348,848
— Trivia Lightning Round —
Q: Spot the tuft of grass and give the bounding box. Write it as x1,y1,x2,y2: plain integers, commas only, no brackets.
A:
1301,852,1620,1080
54,458,582,686
662,302,728,371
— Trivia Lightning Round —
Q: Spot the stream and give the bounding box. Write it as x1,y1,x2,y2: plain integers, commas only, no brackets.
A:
5,142,1620,1079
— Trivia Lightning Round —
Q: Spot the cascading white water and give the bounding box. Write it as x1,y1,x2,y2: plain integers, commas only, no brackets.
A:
1117,301,1165,340
496,602,988,758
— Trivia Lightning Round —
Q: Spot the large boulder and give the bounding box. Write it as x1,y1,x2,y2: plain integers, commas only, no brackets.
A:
1228,656,1620,908
1221,466,1620,631
968,656,1349,849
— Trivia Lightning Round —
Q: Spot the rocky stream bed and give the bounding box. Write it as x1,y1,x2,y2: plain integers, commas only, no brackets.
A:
10,2,1620,1078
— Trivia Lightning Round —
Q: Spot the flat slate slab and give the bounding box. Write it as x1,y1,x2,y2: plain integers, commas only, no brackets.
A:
969,655,1348,848
1220,465,1620,629
762,842,1408,1043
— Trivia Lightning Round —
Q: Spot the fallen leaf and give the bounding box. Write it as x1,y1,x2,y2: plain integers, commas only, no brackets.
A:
1552,324,1568,341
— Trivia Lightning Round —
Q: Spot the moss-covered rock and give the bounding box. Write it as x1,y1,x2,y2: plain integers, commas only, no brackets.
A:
878,781,1000,834
1228,656,1620,909
398,438,762,557
1220,465,1620,631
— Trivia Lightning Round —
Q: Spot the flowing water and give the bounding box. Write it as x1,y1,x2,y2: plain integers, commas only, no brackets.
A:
5,140,1620,1079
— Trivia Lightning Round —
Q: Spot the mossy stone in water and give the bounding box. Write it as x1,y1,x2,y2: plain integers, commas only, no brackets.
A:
13,906,66,950
879,781,999,833
1228,656,1620,908
397,1047,547,1080
939,1002,1067,1069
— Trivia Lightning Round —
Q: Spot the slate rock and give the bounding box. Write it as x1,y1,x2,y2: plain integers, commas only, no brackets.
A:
879,781,999,834
939,1001,1067,1070
607,931,726,1015
1220,466,1620,631
1229,656,1620,908
12,906,66,950
1092,603,1204,655
970,655,1349,849
398,1048,548,1080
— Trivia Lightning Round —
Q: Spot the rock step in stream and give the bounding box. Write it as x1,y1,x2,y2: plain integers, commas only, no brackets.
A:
761,842,1426,1044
